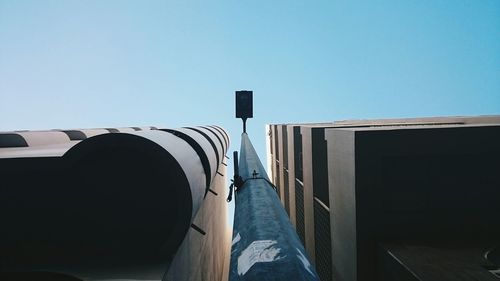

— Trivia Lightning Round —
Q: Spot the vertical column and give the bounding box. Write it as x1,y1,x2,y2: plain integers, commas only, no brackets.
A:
293,126,306,246
286,125,297,227
265,125,273,175
277,125,285,204
312,128,332,281
301,126,316,264
326,129,357,281
282,125,290,214
274,125,281,199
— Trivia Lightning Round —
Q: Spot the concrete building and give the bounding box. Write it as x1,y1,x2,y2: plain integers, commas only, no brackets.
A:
267,116,500,281
0,125,231,281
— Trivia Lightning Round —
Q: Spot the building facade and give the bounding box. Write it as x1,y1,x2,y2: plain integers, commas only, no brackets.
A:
0,125,231,281
267,116,500,281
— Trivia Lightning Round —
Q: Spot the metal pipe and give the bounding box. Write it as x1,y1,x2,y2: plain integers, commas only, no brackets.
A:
229,133,320,281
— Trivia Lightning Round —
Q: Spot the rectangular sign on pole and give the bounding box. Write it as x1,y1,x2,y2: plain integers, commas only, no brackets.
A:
235,91,253,119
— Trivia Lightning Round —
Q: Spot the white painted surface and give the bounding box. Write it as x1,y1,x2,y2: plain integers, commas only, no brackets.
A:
232,233,241,247
196,126,224,166
18,131,71,146
176,127,219,182
296,247,315,276
0,142,78,158
237,240,284,276
81,129,109,137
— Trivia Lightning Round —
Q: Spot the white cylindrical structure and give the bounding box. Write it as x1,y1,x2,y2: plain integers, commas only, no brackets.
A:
203,125,228,154
16,131,71,147
0,124,229,274
162,128,219,186
187,126,225,167
116,127,137,133
80,129,110,138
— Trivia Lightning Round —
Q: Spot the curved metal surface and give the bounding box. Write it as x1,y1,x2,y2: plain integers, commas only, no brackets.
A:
209,125,230,151
17,131,71,147
79,128,110,138
61,130,87,140
0,133,29,148
174,127,219,181
203,125,227,153
194,126,225,165
184,127,221,167
0,125,229,280
215,125,230,144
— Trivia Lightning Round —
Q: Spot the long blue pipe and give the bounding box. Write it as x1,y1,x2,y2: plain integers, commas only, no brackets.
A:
229,133,320,281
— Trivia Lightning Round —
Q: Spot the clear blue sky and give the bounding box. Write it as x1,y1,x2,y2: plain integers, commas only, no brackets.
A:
1,0,499,164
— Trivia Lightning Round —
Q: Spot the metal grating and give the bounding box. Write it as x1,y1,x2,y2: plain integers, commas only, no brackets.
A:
295,179,305,245
314,198,332,281
312,128,329,207
284,169,290,215
293,126,303,182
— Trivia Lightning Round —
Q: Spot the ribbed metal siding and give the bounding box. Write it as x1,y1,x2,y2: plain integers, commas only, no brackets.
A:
295,179,305,245
314,198,332,281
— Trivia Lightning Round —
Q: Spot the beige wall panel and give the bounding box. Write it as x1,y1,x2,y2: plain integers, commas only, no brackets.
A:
277,125,285,205
300,126,315,264
265,125,272,175
18,131,71,147
271,125,278,187
286,124,296,227
165,164,230,281
326,129,357,281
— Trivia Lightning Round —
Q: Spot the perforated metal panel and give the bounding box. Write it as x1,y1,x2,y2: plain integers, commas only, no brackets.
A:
284,169,290,215
295,179,305,245
314,198,332,281
293,126,303,182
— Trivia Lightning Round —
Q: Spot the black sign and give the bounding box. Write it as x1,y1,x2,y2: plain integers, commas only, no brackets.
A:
235,91,253,119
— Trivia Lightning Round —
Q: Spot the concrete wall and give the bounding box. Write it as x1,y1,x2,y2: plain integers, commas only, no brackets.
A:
325,124,500,281
267,116,500,281
287,124,297,227
301,126,316,264
277,124,285,204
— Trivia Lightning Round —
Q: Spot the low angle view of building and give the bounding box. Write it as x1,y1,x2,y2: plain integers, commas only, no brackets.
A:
0,126,231,281
267,116,500,281
1,1,499,280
